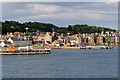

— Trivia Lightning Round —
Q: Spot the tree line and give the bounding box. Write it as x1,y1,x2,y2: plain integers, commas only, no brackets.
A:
1,21,116,35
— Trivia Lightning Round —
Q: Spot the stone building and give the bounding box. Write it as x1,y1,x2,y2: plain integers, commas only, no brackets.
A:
37,32,52,42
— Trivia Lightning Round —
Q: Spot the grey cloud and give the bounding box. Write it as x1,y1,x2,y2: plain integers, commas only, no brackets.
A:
1,0,119,2
2,2,118,30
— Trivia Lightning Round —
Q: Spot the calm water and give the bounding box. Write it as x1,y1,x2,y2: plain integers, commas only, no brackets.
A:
2,47,118,78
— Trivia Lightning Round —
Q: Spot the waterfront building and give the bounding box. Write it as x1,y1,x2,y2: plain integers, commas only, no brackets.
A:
37,32,52,42
105,32,119,43
87,34,94,44
2,31,120,47
0,40,6,47
7,37,13,44
32,35,38,41
13,38,32,47
52,40,59,47
7,32,14,37
65,36,77,46
77,34,83,44
96,36,103,44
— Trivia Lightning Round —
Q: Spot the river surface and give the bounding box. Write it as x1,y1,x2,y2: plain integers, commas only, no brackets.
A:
2,47,118,78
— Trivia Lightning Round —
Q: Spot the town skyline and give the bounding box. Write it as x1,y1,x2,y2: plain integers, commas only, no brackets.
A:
0,30,119,48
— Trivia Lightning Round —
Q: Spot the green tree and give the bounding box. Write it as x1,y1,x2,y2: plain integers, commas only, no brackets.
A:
2,21,116,34
68,25,72,31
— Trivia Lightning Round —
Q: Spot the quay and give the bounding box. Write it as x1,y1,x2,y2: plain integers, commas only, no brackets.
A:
52,47,80,49
81,46,113,49
0,46,51,55
0,52,50,55
51,46,113,49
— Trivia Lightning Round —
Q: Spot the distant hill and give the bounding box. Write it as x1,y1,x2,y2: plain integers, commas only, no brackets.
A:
2,21,116,35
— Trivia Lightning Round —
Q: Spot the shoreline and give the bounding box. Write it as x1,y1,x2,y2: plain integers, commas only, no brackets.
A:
51,45,115,49
0,52,50,55
0,45,116,55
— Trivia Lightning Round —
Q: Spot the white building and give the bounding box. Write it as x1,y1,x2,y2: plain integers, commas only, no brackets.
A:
0,41,6,47
7,37,13,44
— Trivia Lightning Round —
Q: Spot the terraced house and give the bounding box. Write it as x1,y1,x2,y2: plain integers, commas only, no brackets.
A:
0,30,119,47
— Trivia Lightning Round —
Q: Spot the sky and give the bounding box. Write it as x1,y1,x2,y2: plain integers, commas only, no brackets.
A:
2,2,118,30
1,0,119,2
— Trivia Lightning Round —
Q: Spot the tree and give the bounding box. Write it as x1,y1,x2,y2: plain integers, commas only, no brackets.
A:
68,25,72,31
2,21,116,34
